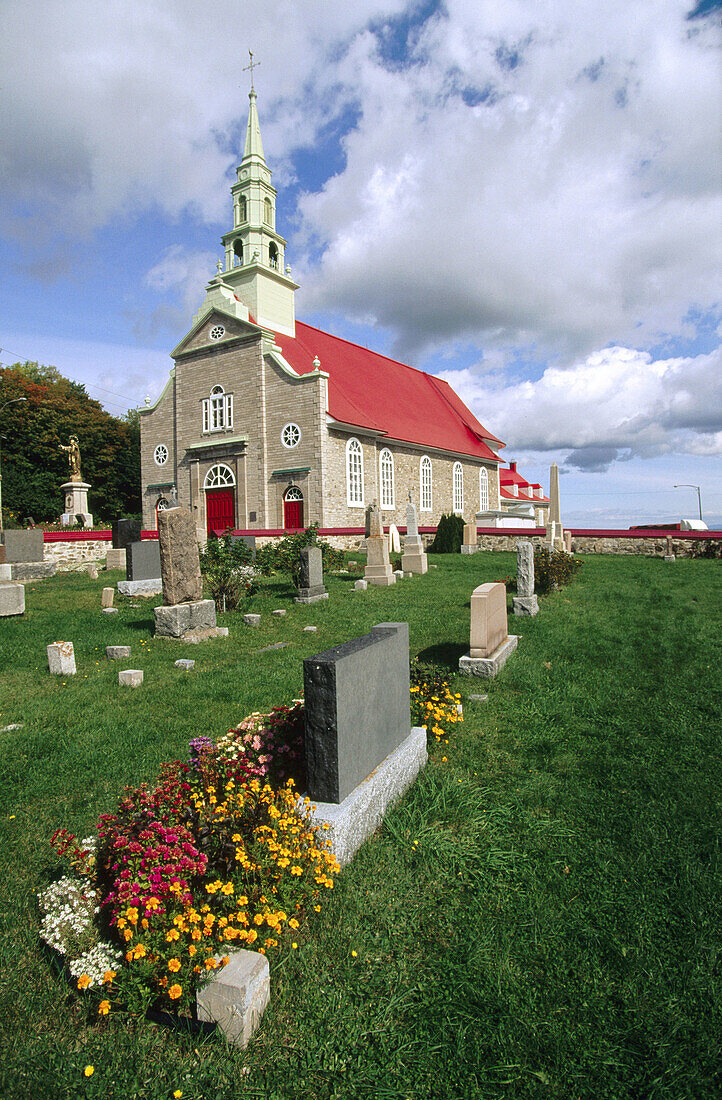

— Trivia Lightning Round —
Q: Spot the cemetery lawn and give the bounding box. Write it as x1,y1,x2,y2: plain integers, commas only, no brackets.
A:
0,554,720,1099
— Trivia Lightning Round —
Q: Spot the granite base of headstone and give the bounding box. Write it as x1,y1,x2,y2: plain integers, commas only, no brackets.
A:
512,594,539,616
0,581,25,617
294,546,328,604
459,582,518,678
9,561,56,581
196,949,270,1048
154,599,218,640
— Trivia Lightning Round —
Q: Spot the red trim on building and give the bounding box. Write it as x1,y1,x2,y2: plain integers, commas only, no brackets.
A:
43,530,112,541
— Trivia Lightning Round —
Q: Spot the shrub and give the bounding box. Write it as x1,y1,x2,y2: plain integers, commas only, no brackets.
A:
200,533,257,611
534,546,583,594
429,513,465,553
256,525,344,586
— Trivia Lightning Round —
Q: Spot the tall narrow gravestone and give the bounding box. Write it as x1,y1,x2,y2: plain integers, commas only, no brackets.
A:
461,522,478,554
303,622,426,866
401,493,427,574
364,502,395,586
459,582,518,678
512,541,538,616
294,546,329,604
153,508,220,640
546,463,564,550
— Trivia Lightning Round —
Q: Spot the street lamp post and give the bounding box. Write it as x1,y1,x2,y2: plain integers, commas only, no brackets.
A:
674,483,703,523
0,397,28,531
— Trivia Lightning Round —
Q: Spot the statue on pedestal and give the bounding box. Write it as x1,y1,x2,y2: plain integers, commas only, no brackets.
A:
59,436,82,482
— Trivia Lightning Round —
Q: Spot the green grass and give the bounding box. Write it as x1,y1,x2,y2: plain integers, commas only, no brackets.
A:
0,554,720,1099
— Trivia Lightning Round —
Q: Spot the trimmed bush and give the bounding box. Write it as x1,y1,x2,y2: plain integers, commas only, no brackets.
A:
534,546,583,593
429,513,465,553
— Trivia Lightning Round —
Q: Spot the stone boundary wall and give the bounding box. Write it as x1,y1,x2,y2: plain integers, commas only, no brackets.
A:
38,525,722,569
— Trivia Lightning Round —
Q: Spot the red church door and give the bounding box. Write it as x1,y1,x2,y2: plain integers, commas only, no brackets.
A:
283,488,304,530
206,488,235,536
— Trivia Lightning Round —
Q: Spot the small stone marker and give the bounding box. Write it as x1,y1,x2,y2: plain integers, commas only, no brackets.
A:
155,601,216,637
469,693,489,702
461,522,478,554
106,645,131,660
664,535,675,562
0,581,25,617
244,613,261,626
157,507,203,605
388,523,401,553
272,609,286,617
175,659,195,670
118,669,143,687
354,579,368,590
48,641,76,675
87,564,99,580
513,541,539,617
0,563,11,581
401,494,428,574
101,587,115,608
294,546,329,604
1,723,24,732
364,502,396,587
196,949,270,1047
459,583,518,678
256,642,291,653
303,625,318,632
102,607,119,615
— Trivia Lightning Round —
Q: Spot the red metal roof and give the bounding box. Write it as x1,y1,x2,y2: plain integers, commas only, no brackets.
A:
500,461,549,503
273,320,504,461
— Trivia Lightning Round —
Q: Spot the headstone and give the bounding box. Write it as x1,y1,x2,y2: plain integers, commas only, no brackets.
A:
157,508,203,605
272,609,286,617
244,614,261,626
664,535,675,562
229,534,256,558
547,464,564,550
354,579,368,590
294,546,329,604
175,659,195,670
87,564,99,580
564,530,572,553
0,529,44,563
401,494,428,574
513,541,539,617
101,587,114,609
459,583,518,678
106,646,131,660
304,622,411,804
118,669,143,687
0,564,12,580
126,541,161,582
112,518,142,550
105,548,126,571
462,523,479,554
364,503,395,587
154,600,216,638
196,949,270,1048
0,581,25,617
388,524,401,554
48,641,76,675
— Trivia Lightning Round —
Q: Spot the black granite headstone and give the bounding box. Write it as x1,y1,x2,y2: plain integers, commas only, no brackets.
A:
0,529,44,562
126,540,161,581
303,622,410,804
112,518,142,550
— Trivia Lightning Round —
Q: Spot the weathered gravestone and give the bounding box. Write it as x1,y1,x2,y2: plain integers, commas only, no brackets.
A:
512,540,539,616
0,529,44,562
459,582,518,678
364,502,395,586
295,546,328,604
303,622,427,865
112,518,142,550
105,548,126,571
0,581,25,617
153,508,220,640
101,587,114,609
47,641,76,676
664,535,675,562
401,493,428,575
118,540,162,596
461,522,478,554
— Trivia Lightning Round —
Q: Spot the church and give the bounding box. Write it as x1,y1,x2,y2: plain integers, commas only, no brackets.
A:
140,85,507,537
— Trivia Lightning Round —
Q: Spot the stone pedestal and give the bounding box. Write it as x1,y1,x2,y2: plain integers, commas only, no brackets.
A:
61,482,92,528
512,594,539,616
364,535,396,586
459,635,519,678
154,599,217,639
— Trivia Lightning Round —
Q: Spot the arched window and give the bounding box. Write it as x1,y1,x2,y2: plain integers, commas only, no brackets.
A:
233,240,243,267
346,438,364,507
453,462,464,514
202,385,233,433
269,242,278,269
203,464,236,489
420,456,432,512
379,449,394,509
479,467,489,511
264,198,273,225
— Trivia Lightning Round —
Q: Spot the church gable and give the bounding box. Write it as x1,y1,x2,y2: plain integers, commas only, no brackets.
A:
172,310,261,359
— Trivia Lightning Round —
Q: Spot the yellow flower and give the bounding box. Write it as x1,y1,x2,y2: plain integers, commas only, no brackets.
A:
173,1091,183,1099
98,1000,110,1016
102,970,116,984
84,1065,94,1078
77,974,91,990
292,942,298,949
168,984,182,1000
351,950,358,958
168,958,181,972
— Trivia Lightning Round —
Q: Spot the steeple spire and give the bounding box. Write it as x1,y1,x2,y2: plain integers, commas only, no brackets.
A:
243,87,265,161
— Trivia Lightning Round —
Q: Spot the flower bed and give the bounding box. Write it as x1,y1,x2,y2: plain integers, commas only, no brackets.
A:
409,663,463,744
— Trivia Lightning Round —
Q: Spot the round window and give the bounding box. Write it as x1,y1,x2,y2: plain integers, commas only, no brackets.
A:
282,423,301,448
154,444,168,466
209,325,226,341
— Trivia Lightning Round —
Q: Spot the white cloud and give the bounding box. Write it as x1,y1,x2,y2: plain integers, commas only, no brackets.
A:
131,246,218,341
438,345,722,470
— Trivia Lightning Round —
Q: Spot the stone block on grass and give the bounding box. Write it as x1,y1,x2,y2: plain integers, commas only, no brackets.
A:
118,669,143,687
175,659,195,670
0,581,25,617
512,594,539,617
272,609,286,617
353,579,368,591
102,607,119,615
106,645,131,660
244,613,261,627
154,599,216,639
101,587,114,608
48,641,76,675
196,950,270,1048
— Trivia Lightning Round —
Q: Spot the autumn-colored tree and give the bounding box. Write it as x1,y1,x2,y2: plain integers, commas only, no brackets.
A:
0,362,140,524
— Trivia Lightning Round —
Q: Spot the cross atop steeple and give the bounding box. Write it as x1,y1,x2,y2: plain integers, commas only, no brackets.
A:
243,50,260,92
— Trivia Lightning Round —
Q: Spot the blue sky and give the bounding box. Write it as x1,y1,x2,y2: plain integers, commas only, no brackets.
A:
1,0,720,527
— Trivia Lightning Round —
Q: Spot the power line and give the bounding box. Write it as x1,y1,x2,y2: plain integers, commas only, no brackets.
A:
0,344,139,412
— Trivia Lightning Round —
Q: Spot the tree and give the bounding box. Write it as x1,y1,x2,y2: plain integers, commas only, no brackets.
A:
0,362,140,524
